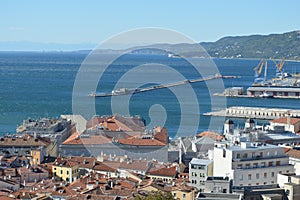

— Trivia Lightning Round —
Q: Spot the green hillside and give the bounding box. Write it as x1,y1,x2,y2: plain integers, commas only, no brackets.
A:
201,31,300,60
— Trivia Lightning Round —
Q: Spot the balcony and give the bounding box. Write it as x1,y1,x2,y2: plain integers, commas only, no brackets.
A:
232,155,288,162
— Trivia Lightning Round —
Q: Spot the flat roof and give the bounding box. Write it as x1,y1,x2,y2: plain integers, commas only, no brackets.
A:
216,142,282,151
248,86,300,92
190,158,212,165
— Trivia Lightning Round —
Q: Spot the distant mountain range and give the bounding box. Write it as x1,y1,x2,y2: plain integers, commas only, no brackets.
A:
92,30,300,60
1,30,300,60
130,30,300,60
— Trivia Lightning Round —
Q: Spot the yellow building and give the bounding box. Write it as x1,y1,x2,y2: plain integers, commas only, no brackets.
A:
52,157,79,183
30,149,44,165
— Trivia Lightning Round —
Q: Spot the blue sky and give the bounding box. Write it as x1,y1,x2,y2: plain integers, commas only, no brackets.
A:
1,0,299,47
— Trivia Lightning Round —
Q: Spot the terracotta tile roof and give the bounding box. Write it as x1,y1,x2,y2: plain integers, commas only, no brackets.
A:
86,116,107,129
102,188,135,197
87,115,145,132
0,196,14,200
53,157,78,168
51,185,77,197
18,166,48,175
197,131,224,141
117,137,166,146
0,135,50,147
62,132,112,145
67,194,117,200
119,180,136,190
271,117,300,125
92,161,117,172
119,160,150,172
286,148,300,159
69,156,96,169
147,166,177,178
153,127,168,144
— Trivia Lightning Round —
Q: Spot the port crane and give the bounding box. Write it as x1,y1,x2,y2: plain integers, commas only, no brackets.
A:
253,59,268,84
272,58,285,79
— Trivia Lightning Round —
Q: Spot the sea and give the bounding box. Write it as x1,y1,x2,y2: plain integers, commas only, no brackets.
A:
0,51,299,138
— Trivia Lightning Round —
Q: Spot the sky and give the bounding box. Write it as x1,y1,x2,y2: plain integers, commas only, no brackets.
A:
1,0,299,50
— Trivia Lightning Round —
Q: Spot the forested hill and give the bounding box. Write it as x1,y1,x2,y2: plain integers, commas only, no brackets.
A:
200,30,300,60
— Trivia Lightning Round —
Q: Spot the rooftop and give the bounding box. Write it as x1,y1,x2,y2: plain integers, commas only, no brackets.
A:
271,117,300,125
0,135,50,147
190,158,212,166
148,166,177,177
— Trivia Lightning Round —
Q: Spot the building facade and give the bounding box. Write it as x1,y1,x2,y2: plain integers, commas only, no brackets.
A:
189,158,213,191
213,142,294,191
52,158,79,183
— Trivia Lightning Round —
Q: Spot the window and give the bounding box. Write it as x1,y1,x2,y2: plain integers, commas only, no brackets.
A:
237,164,242,169
61,170,63,174
54,168,56,171
259,152,263,157
276,161,280,166
253,163,258,168
271,172,275,177
182,194,186,199
67,171,69,175
237,153,240,159
264,173,267,178
243,153,248,158
261,162,265,167
245,163,250,168
240,175,243,180
173,193,176,197
248,174,252,180
198,165,205,170
223,149,226,158
256,173,259,179
269,162,273,166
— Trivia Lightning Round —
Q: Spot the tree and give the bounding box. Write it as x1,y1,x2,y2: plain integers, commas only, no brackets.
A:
134,191,177,200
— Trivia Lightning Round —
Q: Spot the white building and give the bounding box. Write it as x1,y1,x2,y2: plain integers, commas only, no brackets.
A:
189,158,213,191
213,142,294,191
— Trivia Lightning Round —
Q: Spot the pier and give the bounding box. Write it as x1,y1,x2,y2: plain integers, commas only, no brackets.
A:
91,74,238,97
203,106,300,120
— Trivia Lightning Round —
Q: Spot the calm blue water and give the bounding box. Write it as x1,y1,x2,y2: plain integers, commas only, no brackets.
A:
0,52,299,137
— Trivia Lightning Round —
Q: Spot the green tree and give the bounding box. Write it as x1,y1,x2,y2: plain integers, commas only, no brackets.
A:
134,191,177,200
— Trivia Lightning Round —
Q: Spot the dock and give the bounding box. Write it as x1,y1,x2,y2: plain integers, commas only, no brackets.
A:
91,74,238,97
203,106,300,120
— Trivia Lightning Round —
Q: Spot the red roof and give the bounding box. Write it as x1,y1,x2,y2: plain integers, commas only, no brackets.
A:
92,161,117,172
117,137,166,146
62,132,112,145
197,131,224,141
286,148,300,159
271,117,300,125
148,166,177,178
